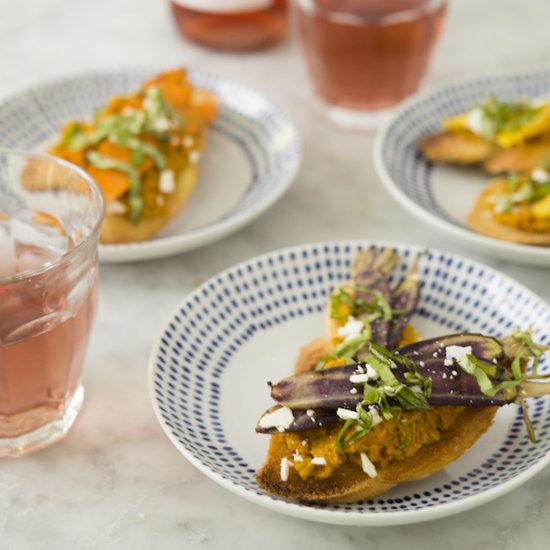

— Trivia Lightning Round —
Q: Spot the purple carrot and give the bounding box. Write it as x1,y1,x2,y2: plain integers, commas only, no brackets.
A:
386,259,422,350
257,332,550,435
352,247,397,349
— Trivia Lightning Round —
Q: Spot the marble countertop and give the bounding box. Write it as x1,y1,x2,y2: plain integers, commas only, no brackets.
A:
1,0,549,548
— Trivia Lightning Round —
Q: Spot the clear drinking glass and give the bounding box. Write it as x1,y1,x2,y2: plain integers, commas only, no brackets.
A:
0,150,105,457
292,0,447,128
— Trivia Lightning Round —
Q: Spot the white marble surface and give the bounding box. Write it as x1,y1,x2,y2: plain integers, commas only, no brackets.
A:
1,0,550,548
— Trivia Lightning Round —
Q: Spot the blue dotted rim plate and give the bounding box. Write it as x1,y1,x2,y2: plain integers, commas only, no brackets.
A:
148,241,550,526
0,68,302,263
374,70,550,267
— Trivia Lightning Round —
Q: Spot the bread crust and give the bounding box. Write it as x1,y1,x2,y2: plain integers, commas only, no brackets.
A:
483,136,550,174
99,164,198,244
256,337,497,503
418,130,497,165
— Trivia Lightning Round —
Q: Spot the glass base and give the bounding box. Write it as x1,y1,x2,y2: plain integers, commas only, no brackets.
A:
318,100,395,130
0,385,84,458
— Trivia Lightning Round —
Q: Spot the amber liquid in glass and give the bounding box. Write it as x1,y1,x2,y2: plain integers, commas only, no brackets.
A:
170,0,288,51
294,0,446,113
0,240,98,440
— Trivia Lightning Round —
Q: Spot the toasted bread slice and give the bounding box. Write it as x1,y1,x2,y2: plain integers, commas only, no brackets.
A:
99,164,198,244
483,135,550,174
418,130,497,165
467,178,550,246
256,337,497,503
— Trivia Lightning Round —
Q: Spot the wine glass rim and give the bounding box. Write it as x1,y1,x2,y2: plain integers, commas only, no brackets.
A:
0,148,106,285
293,0,447,26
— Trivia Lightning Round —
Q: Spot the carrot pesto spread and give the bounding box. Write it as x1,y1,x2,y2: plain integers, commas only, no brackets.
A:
49,69,218,224
278,407,463,481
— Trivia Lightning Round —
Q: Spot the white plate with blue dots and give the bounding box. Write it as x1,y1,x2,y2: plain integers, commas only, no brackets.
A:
0,68,302,263
374,70,550,267
148,241,550,525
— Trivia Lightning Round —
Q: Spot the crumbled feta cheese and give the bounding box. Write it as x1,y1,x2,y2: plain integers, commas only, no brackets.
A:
189,150,201,165
183,135,195,148
301,440,308,447
349,373,370,384
337,316,364,341
466,107,486,136
369,406,383,427
444,345,473,367
363,362,379,380
531,168,550,184
311,457,327,466
280,457,290,481
159,169,176,194
258,406,294,432
152,115,171,132
350,362,378,384
336,408,359,421
292,451,303,463
419,361,425,367
106,200,127,215
306,409,315,417
349,387,358,394
442,372,447,379
451,370,458,376
360,452,378,478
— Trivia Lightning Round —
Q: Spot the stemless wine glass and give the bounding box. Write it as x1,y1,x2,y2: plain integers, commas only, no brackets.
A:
0,150,105,457
292,0,447,128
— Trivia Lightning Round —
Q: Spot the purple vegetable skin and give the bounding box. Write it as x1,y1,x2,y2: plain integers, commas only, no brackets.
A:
256,332,549,434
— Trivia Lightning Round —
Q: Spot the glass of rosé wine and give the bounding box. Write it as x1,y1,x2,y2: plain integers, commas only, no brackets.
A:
0,150,105,457
291,0,447,128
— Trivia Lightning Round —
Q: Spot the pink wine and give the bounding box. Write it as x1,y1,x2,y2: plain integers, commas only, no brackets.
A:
294,0,446,111
0,240,98,440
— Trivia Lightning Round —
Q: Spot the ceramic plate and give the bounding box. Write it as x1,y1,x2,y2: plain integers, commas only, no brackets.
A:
374,70,550,267
148,241,550,526
0,69,301,262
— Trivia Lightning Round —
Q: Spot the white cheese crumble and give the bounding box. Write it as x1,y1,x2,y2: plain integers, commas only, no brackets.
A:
349,387,358,395
306,409,315,417
349,373,370,384
349,362,379,384
159,169,176,194
531,168,550,184
311,457,327,466
369,406,383,427
258,406,294,432
189,150,201,165
336,408,359,421
152,115,171,132
106,200,128,215
292,451,303,463
466,107,486,136
183,135,195,148
360,452,378,478
444,345,473,367
337,316,364,341
280,457,290,482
